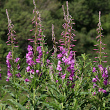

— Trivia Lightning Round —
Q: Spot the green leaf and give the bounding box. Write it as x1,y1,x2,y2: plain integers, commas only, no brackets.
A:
84,61,91,68
14,82,29,92
80,92,91,95
48,84,61,95
2,87,16,99
43,102,61,110
8,99,27,110
7,106,13,110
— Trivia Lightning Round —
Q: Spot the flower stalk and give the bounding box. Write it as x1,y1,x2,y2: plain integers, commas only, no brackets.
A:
93,11,107,65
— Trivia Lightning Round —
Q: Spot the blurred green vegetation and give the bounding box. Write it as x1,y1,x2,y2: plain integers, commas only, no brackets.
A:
0,0,110,68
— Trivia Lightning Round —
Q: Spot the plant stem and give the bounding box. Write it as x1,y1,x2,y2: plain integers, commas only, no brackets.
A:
99,11,102,65
34,12,38,56
33,88,35,110
64,21,67,48
11,30,14,59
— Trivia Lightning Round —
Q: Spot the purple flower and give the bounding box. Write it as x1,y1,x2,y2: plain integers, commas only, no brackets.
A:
37,46,42,54
17,64,20,70
64,58,69,64
30,69,34,74
0,73,1,80
96,75,99,81
26,47,35,66
98,88,103,92
70,59,75,65
57,53,63,59
71,84,75,88
7,71,12,77
6,78,9,82
67,81,70,86
69,75,73,81
102,73,108,78
92,92,96,96
57,65,62,71
59,46,64,51
102,90,107,94
6,51,12,60
7,62,11,68
56,80,58,83
26,51,33,59
14,57,20,63
92,78,97,82
93,83,97,88
28,60,36,66
26,66,30,72
61,74,66,79
104,68,108,74
36,70,39,73
70,64,74,70
102,68,108,78
27,45,33,51
58,72,62,76
47,59,50,64
92,67,96,72
103,80,108,86
25,78,30,82
6,52,12,69
98,65,103,72
38,72,42,77
58,60,61,65
16,73,21,77
36,58,40,63
62,56,66,62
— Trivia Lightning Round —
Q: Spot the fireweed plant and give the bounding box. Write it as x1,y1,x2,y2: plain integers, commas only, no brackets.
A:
90,11,110,109
1,9,24,110
0,1,110,110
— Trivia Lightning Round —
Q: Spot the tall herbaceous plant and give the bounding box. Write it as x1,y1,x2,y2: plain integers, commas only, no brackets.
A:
0,1,109,110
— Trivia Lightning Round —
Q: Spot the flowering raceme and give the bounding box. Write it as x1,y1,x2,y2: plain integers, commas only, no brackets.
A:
93,11,107,64
26,45,36,78
56,46,75,88
26,45,35,66
6,51,12,81
92,65,109,94
6,51,21,81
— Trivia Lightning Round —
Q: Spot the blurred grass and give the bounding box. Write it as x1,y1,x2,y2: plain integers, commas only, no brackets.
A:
0,63,8,86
